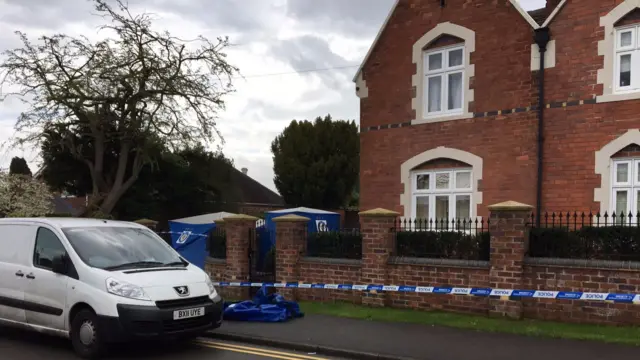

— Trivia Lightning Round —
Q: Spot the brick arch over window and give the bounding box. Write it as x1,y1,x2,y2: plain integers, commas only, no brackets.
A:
597,1,640,103
594,129,640,214
412,22,475,125
400,147,483,218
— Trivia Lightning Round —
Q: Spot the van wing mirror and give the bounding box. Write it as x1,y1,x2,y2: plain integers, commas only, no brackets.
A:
52,255,67,275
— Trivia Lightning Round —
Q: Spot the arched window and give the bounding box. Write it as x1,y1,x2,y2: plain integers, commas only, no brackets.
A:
422,36,465,117
594,130,640,216
597,3,640,102
613,12,640,92
411,163,472,221
411,22,475,124
400,147,483,221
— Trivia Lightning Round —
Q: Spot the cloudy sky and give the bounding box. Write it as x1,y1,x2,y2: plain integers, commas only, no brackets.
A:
0,0,546,194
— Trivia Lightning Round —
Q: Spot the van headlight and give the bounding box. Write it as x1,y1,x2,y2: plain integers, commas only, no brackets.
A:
106,277,151,301
205,276,219,298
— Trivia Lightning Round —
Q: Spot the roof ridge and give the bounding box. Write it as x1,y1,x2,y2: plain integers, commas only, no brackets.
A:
231,165,284,203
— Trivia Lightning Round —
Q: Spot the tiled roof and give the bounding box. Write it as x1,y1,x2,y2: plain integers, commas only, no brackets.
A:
528,8,547,26
230,167,284,206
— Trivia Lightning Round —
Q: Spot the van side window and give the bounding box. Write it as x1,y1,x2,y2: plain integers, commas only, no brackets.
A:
34,227,67,270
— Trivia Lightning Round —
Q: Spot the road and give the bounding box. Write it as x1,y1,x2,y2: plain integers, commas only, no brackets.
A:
0,327,343,360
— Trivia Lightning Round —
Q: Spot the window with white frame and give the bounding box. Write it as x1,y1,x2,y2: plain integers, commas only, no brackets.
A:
423,45,465,117
615,25,640,93
611,158,640,217
412,168,472,222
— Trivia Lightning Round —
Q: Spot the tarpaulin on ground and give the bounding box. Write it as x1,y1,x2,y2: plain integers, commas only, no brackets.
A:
222,286,304,322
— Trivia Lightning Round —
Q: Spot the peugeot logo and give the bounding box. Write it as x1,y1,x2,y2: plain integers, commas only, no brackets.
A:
174,286,189,297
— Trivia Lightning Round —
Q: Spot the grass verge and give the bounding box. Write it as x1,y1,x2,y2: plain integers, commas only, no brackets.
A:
296,301,640,346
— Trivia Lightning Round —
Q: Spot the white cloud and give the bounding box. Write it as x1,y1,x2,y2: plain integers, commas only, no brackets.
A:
519,0,547,11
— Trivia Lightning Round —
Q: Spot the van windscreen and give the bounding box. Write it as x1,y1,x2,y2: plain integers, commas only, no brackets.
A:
61,226,186,270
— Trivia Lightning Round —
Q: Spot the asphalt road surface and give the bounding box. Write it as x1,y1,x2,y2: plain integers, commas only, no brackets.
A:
0,326,343,360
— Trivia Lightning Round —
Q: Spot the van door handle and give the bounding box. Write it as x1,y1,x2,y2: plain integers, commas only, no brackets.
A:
26,273,35,279
15,271,24,277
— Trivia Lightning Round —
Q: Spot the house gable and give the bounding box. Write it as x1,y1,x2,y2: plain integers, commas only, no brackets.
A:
352,0,568,84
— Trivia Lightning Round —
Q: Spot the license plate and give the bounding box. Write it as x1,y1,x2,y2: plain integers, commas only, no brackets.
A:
173,307,205,320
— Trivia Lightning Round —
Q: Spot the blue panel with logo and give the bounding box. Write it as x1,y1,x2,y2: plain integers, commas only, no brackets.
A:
168,221,216,269
263,207,341,256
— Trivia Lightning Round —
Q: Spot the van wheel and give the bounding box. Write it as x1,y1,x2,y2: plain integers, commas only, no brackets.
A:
70,309,104,359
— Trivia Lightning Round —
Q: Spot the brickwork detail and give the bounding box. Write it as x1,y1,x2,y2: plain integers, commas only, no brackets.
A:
523,264,640,325
488,203,531,319
359,210,397,307
275,216,309,300
223,218,255,299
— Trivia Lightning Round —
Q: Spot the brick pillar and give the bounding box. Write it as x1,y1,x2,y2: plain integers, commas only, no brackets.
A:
223,214,258,300
359,208,398,307
488,201,533,319
274,214,309,300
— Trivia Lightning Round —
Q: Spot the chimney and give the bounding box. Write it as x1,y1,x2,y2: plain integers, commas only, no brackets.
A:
241,167,248,175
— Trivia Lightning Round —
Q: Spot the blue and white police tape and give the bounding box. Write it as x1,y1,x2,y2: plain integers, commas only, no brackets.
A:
211,281,640,304
157,231,209,237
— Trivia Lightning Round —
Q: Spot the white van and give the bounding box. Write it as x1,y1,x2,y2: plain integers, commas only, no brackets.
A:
0,217,224,358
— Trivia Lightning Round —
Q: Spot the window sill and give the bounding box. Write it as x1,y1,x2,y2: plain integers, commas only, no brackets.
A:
596,91,640,103
412,112,473,125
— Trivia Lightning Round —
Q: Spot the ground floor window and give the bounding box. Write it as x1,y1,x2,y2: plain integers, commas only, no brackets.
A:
411,168,472,224
611,158,640,217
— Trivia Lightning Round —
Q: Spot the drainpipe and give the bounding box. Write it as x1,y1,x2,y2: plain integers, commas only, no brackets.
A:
534,27,551,227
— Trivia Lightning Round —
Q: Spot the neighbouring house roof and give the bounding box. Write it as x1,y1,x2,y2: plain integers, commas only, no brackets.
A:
352,0,568,82
229,167,285,206
528,8,548,25
36,161,283,205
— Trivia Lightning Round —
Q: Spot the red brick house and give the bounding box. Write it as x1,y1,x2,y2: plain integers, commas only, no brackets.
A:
356,0,640,222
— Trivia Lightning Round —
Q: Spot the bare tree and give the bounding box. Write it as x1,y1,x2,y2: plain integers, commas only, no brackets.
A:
0,0,238,214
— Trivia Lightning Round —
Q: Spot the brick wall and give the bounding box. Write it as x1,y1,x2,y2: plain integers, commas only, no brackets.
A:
204,259,231,298
523,260,640,325
204,205,640,326
388,259,490,315
262,204,640,326
297,258,363,304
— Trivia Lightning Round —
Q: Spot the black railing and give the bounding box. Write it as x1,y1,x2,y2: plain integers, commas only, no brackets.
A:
307,229,362,259
207,227,226,259
528,211,640,261
393,218,490,260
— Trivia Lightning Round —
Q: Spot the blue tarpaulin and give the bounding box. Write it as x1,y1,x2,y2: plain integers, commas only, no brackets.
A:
263,207,340,259
223,286,304,322
168,221,215,269
168,212,235,269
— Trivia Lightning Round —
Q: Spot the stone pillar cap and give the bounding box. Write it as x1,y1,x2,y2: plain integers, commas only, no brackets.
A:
273,214,310,222
359,208,400,217
488,201,533,211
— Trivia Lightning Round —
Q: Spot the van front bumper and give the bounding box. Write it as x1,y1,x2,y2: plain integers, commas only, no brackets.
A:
97,295,224,343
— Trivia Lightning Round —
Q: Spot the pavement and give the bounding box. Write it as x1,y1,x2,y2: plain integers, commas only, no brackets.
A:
0,325,343,360
207,314,640,360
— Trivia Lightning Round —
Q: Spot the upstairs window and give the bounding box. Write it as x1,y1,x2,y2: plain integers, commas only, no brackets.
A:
615,25,640,92
423,45,465,117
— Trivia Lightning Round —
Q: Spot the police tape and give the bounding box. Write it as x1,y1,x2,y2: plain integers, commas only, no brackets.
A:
211,282,640,303
156,231,208,237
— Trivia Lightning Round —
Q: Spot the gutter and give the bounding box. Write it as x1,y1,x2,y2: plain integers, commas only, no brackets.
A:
534,27,551,227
